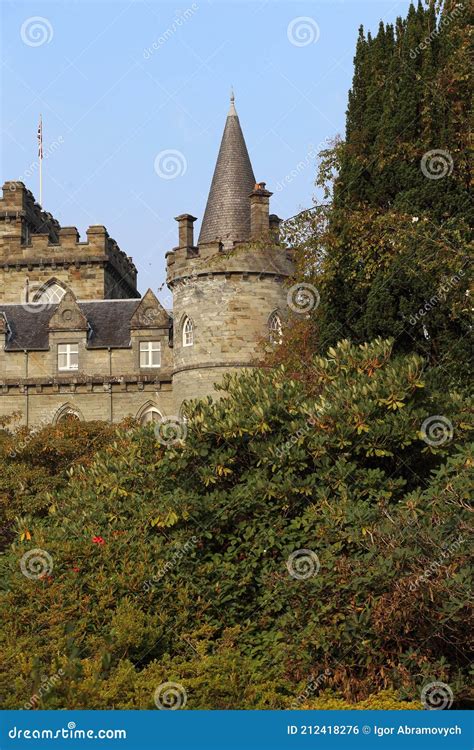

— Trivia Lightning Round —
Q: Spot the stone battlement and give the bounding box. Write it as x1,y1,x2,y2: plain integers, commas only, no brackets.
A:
166,238,293,287
0,182,137,293
0,181,60,241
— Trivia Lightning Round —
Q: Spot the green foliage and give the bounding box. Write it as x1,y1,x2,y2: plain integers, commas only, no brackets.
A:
0,341,471,708
282,2,472,384
0,0,471,714
0,418,124,548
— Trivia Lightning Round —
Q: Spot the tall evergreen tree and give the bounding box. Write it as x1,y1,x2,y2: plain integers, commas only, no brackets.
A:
283,1,472,386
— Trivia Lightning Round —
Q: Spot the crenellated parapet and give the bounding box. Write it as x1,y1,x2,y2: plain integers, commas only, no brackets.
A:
0,181,138,300
166,198,292,289
0,181,60,241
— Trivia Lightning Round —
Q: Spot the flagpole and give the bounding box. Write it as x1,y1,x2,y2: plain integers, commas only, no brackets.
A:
39,114,43,206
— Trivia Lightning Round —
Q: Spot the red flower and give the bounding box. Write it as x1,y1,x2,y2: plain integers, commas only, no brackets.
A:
72,566,80,572
92,536,105,545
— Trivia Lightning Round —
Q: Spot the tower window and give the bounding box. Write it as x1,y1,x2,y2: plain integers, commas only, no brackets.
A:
183,317,194,347
58,343,79,371
140,341,161,368
269,312,282,344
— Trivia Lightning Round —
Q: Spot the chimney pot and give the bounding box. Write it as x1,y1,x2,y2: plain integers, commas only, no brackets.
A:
250,181,273,239
175,214,197,248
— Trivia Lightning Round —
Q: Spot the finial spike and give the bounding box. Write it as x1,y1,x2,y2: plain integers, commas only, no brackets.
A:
228,86,237,116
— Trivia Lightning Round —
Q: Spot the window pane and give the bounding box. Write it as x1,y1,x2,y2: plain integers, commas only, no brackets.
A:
183,318,193,346
69,352,79,368
58,344,68,354
70,344,79,354
58,353,68,369
151,349,161,366
141,409,161,425
140,349,149,367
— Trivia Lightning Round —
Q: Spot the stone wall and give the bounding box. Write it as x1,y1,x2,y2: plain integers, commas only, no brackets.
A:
0,382,174,427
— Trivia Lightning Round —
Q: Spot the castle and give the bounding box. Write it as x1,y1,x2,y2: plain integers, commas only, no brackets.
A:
0,96,294,427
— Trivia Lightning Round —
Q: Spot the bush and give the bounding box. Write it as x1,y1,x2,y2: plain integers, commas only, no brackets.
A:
0,340,471,709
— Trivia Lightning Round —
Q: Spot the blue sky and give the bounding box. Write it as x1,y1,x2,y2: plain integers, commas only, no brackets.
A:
2,0,412,300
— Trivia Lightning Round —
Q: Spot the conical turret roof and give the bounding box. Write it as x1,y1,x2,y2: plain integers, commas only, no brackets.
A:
198,93,256,245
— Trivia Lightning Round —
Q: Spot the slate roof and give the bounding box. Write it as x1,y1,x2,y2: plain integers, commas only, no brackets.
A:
0,299,142,351
198,94,256,245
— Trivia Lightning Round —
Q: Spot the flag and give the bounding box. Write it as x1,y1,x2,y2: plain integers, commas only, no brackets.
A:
37,116,43,159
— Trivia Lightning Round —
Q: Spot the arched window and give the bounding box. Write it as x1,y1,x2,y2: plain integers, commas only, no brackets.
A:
140,407,162,426
34,281,66,304
182,316,194,347
268,312,282,344
53,404,83,424
57,410,80,424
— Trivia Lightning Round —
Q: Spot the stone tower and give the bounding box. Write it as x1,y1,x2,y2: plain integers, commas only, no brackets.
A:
166,94,294,411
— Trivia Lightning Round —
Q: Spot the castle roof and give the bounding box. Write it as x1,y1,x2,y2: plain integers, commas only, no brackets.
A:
0,299,145,351
198,92,256,246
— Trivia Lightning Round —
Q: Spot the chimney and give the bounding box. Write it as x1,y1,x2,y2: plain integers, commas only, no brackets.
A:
250,182,272,240
175,214,197,248
269,214,281,244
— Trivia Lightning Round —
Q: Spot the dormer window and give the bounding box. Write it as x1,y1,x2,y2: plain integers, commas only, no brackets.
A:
183,317,194,347
269,312,282,344
58,343,79,371
140,341,161,368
